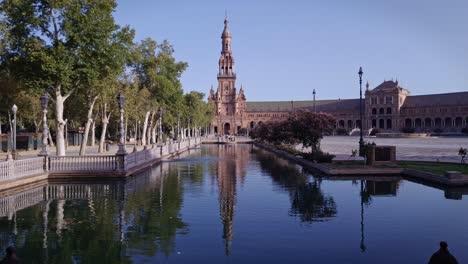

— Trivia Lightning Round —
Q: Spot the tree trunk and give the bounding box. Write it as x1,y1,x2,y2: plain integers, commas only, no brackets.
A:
48,130,55,147
151,121,157,144
79,96,98,156
147,111,155,144
55,94,66,156
91,120,96,147
141,111,150,146
8,111,12,135
98,103,110,153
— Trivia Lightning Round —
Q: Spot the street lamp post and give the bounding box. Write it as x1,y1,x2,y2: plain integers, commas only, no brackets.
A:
11,104,18,159
358,67,364,156
38,93,49,157
116,93,127,155
313,89,316,113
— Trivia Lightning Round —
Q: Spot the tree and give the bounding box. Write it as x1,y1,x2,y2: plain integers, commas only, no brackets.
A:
130,38,188,145
0,0,132,156
288,110,335,153
250,110,335,153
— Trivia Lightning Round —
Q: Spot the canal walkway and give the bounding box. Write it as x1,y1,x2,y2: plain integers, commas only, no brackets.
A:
320,136,468,163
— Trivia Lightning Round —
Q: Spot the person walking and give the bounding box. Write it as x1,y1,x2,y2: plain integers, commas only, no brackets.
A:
428,241,458,264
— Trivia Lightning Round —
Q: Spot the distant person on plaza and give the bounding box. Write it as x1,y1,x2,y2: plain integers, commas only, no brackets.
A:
0,246,20,264
428,241,458,264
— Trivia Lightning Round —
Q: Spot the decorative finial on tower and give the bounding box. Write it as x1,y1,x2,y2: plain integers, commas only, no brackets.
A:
366,81,369,90
222,12,231,39
395,78,399,86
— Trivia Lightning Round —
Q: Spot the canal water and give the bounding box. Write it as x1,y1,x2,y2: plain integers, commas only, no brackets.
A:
0,144,467,263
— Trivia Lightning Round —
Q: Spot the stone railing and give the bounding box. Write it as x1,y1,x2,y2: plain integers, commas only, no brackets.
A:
0,137,201,188
50,155,117,172
124,138,197,171
0,157,45,182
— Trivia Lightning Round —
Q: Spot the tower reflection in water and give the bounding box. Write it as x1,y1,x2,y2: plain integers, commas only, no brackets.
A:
205,144,248,256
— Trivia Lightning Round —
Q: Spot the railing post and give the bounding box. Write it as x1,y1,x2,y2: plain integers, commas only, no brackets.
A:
7,155,15,180
115,152,127,173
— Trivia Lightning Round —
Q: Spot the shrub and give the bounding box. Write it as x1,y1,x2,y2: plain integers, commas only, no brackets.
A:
302,151,335,163
459,147,467,164
361,141,376,157
335,128,349,136
401,127,415,133
238,127,247,135
369,128,380,136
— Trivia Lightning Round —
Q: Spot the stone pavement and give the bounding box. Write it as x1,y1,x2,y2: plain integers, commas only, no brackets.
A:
319,136,468,163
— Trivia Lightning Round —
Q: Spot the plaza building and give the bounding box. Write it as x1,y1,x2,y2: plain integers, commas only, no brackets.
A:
208,18,468,135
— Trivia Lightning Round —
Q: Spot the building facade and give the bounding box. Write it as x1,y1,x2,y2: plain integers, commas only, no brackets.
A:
208,18,468,135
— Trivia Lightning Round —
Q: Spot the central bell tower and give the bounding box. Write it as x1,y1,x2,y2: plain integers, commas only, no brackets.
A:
208,15,247,135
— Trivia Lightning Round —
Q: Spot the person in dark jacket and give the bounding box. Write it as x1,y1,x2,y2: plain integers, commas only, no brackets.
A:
0,246,19,264
428,241,458,264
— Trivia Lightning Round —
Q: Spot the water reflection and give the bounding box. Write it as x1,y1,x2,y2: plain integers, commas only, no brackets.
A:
359,179,400,253
205,144,249,256
0,161,187,263
1,145,468,263
254,148,337,222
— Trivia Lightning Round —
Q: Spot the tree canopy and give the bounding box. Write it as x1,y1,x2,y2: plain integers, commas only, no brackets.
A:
0,0,212,152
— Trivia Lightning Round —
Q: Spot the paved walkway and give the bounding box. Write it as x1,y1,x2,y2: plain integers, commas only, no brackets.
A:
4,136,467,163
319,136,468,163
0,144,148,160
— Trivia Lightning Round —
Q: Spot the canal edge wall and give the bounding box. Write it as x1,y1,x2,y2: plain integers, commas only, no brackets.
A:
253,142,468,187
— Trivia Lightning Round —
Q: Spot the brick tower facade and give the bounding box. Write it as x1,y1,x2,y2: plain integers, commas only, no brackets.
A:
208,16,247,135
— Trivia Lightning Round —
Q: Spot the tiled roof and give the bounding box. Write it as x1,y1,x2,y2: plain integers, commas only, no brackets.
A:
403,91,468,107
246,99,360,112
373,80,399,91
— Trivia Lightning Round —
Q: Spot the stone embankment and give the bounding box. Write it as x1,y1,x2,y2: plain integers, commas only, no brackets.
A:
254,142,468,187
0,137,202,191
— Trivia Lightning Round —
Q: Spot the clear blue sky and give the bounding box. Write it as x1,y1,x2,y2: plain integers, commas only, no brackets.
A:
115,0,468,101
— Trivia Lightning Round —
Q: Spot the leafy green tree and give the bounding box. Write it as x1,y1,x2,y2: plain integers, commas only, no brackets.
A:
0,0,132,156
131,38,188,144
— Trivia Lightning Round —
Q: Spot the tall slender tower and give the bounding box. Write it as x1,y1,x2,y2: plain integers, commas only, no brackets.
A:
208,15,246,136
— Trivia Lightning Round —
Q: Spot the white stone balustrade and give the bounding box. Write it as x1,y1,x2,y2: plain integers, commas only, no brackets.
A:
0,157,44,182
0,137,201,188
50,155,117,172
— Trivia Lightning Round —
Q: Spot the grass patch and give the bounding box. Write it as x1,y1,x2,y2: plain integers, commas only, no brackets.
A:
395,161,468,175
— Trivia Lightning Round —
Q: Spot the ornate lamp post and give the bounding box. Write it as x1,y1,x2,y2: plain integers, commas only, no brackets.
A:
158,107,163,145
313,89,316,113
38,93,49,157
116,93,127,155
358,67,364,156
11,104,18,159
